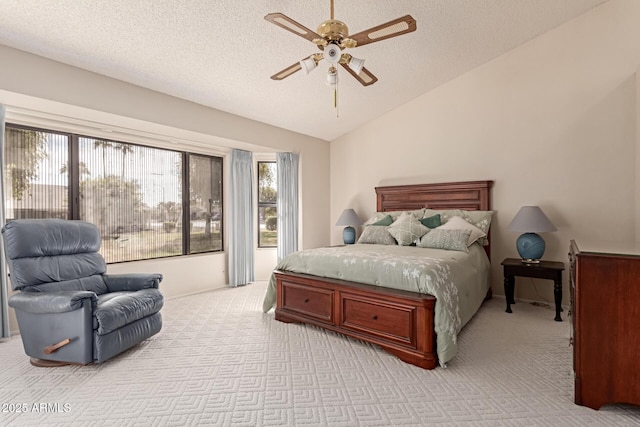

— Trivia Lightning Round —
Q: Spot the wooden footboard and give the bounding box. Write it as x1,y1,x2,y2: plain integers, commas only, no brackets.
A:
274,271,439,369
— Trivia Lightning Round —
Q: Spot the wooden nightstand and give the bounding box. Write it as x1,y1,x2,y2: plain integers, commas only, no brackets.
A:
501,258,565,321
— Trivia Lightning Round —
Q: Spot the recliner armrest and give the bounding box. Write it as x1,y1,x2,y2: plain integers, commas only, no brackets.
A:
103,273,163,292
8,291,97,314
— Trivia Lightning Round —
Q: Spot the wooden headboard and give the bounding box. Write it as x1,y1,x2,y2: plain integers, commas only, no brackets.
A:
375,180,494,257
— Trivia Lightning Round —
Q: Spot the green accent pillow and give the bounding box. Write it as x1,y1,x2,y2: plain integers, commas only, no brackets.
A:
423,209,464,224
420,214,441,229
371,214,394,226
418,229,472,253
387,213,430,246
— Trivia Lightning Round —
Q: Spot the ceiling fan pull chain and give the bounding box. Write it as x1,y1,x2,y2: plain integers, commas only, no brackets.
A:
335,68,339,118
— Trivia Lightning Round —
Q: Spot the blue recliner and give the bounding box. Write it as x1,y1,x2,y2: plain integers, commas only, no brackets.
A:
2,219,164,366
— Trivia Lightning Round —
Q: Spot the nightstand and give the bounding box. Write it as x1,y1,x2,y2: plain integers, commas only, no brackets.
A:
501,258,565,321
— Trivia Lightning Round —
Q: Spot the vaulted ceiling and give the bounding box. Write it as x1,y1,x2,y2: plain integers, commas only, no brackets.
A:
0,0,608,141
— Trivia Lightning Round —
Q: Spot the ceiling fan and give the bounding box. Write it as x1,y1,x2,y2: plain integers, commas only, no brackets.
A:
265,0,417,88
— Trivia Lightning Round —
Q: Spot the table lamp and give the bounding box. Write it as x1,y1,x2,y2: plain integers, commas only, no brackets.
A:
508,206,557,263
335,209,363,244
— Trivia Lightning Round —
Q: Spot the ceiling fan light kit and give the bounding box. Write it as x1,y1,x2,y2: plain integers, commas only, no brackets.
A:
323,43,341,64
300,56,318,75
326,66,338,86
347,56,365,75
265,0,417,102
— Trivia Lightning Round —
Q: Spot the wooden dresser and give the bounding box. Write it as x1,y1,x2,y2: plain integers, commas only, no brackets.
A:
569,240,640,410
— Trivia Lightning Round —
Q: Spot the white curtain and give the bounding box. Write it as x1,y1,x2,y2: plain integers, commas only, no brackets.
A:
276,152,299,262
228,149,254,287
0,105,9,338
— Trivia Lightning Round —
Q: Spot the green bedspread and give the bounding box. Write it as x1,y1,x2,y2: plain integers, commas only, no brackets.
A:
262,243,490,367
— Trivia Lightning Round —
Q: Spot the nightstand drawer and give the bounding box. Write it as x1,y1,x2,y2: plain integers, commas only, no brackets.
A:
280,281,334,323
340,293,416,347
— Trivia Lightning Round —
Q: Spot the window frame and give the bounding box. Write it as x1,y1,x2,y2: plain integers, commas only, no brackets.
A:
4,122,224,263
186,153,224,255
257,160,277,248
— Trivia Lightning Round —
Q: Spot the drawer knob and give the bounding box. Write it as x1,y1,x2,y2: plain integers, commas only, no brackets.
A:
304,298,310,303
372,315,378,320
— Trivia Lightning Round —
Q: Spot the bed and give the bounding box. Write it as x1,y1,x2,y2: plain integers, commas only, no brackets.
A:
262,180,494,369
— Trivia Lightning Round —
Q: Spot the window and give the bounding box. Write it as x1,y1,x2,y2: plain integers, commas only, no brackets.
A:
78,137,184,262
4,126,69,220
3,124,223,263
188,154,223,254
258,161,277,247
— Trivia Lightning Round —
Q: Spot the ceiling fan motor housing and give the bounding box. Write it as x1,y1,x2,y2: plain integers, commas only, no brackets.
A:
317,19,349,42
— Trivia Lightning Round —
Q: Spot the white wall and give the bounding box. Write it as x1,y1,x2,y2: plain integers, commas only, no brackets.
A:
331,0,640,306
0,45,330,332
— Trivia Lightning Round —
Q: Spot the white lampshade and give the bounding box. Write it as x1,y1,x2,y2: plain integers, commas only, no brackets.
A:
335,209,363,226
348,56,365,75
508,206,557,233
300,56,317,75
326,67,338,86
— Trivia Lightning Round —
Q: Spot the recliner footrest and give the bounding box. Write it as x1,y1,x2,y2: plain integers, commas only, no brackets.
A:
94,289,164,335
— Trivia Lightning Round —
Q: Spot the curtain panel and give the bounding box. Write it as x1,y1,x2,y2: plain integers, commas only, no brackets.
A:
228,149,254,287
276,152,299,262
0,105,9,338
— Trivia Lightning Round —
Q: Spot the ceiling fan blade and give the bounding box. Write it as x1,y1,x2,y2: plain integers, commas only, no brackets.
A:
265,12,322,43
270,61,303,81
340,63,378,86
349,15,417,47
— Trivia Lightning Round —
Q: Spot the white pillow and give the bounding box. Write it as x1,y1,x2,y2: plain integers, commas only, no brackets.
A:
364,209,425,225
436,216,486,246
417,229,472,253
387,212,430,246
357,225,397,245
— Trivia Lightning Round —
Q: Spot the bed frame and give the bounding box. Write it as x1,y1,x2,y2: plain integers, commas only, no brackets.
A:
274,180,494,369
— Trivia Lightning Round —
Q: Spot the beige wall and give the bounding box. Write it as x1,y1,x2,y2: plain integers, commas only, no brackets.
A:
0,45,330,333
330,0,640,305
637,69,640,242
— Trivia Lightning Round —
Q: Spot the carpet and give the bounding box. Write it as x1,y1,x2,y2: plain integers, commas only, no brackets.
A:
0,281,638,426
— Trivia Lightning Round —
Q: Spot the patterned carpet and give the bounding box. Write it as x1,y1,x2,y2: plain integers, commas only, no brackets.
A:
1,281,639,426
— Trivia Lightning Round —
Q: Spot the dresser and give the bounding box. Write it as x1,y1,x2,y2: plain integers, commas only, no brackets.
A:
569,240,640,410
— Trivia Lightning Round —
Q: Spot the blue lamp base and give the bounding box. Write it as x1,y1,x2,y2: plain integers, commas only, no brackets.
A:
516,232,546,263
343,226,356,245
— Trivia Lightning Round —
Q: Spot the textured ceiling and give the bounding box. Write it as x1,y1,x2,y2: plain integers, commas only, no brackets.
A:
0,0,608,141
